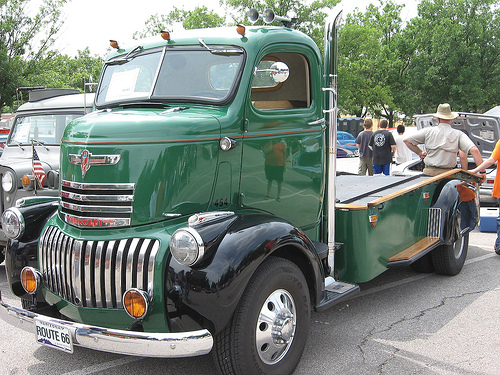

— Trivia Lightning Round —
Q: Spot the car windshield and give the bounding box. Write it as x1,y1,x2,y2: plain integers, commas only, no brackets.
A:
96,46,245,107
9,113,83,145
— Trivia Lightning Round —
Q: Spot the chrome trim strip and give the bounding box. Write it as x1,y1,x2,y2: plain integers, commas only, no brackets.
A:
62,180,135,190
84,241,93,307
61,201,133,214
115,240,126,309
95,241,104,308
0,297,213,358
61,191,134,202
72,240,83,306
104,241,115,308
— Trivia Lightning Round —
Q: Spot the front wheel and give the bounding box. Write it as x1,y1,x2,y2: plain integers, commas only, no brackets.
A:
213,257,311,375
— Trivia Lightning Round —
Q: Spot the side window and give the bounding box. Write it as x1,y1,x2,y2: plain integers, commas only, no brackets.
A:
251,52,311,110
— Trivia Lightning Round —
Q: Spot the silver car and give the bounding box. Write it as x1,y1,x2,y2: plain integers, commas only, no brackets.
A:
0,89,94,263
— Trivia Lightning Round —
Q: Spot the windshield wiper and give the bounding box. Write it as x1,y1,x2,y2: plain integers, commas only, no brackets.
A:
31,139,49,151
106,45,144,65
198,38,243,55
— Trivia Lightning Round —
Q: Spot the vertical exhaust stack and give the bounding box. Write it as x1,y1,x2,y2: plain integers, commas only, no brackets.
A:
323,10,343,277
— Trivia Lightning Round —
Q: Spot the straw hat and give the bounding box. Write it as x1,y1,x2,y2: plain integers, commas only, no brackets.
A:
432,103,458,120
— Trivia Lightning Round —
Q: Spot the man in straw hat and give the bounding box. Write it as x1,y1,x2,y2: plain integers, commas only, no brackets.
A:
404,103,483,176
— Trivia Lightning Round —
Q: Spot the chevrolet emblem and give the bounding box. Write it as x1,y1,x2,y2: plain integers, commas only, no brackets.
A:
69,150,121,178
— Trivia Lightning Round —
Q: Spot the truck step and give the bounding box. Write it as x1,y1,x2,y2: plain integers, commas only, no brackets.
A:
386,237,441,268
315,278,360,312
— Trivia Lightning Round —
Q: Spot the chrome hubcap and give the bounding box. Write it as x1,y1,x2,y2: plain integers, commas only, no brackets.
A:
255,289,296,365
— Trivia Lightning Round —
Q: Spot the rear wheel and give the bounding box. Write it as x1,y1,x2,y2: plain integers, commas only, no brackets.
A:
213,257,310,375
432,233,469,276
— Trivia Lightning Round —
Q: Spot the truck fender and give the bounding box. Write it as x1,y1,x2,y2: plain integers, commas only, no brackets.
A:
431,179,472,244
4,200,59,299
165,213,324,334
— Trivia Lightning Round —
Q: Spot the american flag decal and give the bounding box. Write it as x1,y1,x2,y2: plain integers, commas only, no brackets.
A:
33,147,46,188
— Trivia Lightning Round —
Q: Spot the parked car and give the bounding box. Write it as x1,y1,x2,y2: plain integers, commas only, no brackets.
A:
391,111,500,205
337,130,359,156
0,88,94,264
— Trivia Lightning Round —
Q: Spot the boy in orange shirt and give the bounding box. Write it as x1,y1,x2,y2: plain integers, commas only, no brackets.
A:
470,140,500,254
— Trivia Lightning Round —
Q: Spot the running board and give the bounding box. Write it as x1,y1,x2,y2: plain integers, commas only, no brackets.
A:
386,237,441,268
315,278,360,312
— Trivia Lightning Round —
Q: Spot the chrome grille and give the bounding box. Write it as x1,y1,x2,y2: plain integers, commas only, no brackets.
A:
427,207,442,238
60,180,135,228
39,226,159,308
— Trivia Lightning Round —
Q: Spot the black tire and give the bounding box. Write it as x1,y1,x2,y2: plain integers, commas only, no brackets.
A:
432,233,469,276
410,252,435,273
213,257,311,375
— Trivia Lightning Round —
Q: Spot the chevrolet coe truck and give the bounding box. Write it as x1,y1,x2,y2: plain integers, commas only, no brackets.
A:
0,9,481,375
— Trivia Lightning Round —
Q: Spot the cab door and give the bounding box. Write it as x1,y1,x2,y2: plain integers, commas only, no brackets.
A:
240,45,326,236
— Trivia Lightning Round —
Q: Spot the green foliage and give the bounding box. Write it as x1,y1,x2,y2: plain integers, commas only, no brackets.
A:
0,0,68,110
134,6,226,39
222,0,341,47
404,0,500,114
23,48,103,95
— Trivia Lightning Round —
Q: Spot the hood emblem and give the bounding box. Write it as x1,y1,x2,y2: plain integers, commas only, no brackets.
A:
69,150,121,178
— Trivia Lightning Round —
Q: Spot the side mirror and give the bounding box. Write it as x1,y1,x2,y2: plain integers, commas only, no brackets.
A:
269,62,289,83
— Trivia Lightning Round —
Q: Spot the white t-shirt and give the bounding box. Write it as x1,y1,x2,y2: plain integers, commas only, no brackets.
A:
394,134,412,164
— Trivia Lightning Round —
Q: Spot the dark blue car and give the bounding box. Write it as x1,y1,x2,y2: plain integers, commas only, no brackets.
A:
337,130,359,156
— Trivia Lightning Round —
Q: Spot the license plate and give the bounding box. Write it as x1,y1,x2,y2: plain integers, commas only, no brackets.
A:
35,318,73,353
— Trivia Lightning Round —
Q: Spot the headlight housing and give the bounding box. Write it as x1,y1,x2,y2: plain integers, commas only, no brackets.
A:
2,171,15,193
123,288,150,320
1,207,25,239
170,227,205,266
21,267,42,294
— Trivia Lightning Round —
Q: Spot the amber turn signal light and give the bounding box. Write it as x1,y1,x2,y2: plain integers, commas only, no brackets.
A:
123,288,149,320
21,267,41,294
161,30,170,41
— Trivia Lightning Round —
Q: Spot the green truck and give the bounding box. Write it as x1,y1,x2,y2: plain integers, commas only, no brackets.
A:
0,9,480,375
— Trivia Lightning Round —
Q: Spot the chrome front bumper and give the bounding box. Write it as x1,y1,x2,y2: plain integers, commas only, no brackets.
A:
0,291,213,358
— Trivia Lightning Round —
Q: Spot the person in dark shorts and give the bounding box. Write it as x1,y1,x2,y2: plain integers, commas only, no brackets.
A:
263,139,286,201
368,119,396,175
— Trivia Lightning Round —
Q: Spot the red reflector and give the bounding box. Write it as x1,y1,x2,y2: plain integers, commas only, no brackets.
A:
487,180,494,184
0,129,10,134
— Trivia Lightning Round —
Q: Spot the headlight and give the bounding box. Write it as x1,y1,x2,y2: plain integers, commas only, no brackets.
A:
1,207,25,239
170,227,205,266
2,171,15,193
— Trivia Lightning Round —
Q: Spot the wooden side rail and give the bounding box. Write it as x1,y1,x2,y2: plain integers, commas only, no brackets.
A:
367,169,480,207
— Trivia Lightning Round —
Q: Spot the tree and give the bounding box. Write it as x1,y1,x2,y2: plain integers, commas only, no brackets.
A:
338,1,408,125
222,0,340,48
405,0,500,114
134,6,226,39
23,48,103,94
0,0,68,110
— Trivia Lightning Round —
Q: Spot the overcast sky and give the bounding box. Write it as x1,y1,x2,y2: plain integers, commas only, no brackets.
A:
53,0,419,57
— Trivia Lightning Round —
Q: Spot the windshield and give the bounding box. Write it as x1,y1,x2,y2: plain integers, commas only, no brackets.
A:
9,113,83,145
96,46,245,107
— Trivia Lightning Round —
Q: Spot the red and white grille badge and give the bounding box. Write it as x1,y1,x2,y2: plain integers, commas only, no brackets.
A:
68,150,121,178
